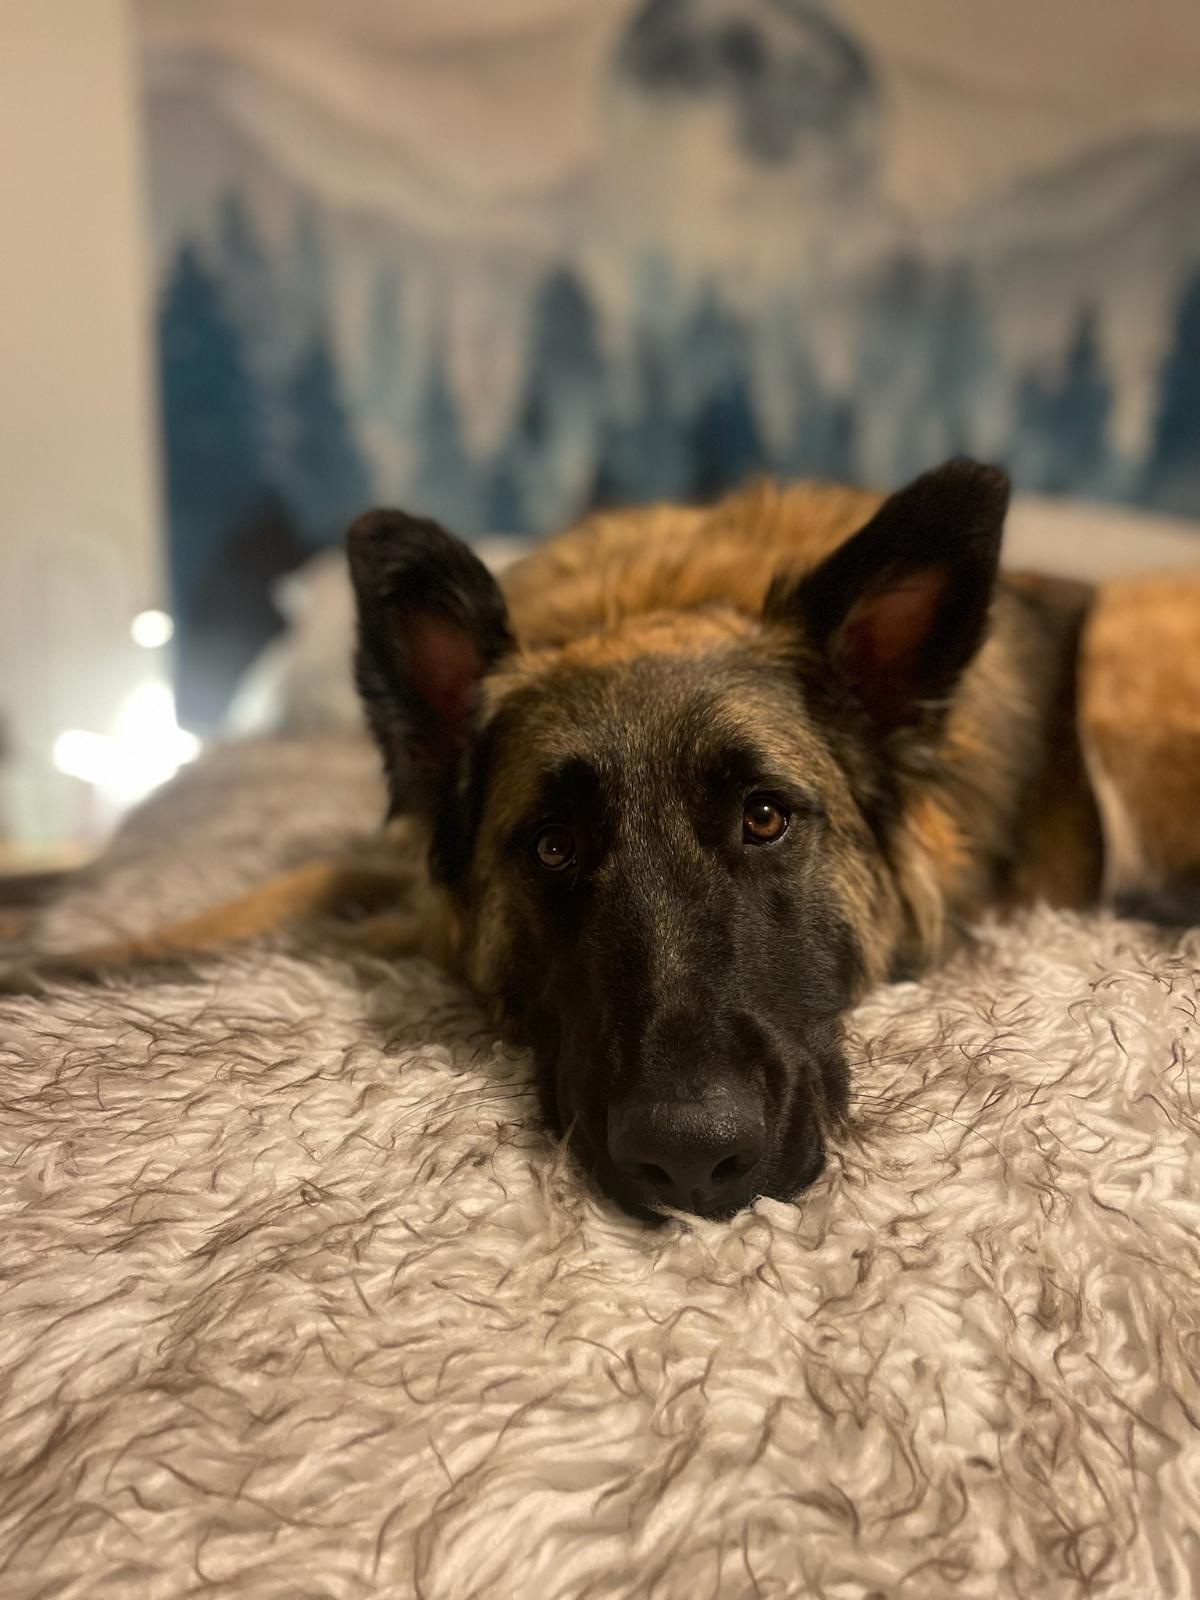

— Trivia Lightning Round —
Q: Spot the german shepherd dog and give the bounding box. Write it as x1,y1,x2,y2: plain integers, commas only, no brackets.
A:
15,460,1200,1219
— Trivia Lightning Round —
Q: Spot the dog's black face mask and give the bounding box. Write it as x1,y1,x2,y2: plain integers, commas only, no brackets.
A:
473,658,865,1220
347,461,1008,1220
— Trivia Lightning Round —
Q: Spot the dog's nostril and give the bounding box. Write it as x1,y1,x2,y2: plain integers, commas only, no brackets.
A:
710,1154,743,1185
632,1161,672,1188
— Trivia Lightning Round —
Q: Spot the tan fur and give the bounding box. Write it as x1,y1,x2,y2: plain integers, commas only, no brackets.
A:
501,480,883,648
997,575,1105,910
1078,573,1200,893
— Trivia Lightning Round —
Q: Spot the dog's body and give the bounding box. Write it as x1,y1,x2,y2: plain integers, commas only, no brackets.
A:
19,463,1200,1218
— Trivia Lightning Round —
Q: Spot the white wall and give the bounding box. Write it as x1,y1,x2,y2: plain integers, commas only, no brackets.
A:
0,0,165,781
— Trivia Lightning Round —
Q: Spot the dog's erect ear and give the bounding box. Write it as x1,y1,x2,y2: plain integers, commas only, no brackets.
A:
766,459,1009,728
347,509,513,821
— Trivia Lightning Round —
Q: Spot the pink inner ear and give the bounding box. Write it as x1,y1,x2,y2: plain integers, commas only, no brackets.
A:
402,614,484,746
837,568,948,712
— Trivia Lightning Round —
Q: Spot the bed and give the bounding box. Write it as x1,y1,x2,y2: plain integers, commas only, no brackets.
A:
4,511,1200,1598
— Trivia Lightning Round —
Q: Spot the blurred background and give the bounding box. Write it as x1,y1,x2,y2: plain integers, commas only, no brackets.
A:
4,0,1200,879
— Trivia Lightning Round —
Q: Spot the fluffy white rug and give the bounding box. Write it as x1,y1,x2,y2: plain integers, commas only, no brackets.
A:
2,736,1198,1599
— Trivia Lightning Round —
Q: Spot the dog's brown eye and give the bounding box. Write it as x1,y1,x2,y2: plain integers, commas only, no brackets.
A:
743,795,789,845
532,824,576,872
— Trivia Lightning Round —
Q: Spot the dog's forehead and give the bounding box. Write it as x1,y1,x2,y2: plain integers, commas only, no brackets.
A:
478,631,831,819
485,607,764,725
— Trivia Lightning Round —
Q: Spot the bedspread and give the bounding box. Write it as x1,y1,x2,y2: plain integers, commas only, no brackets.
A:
2,735,1198,1599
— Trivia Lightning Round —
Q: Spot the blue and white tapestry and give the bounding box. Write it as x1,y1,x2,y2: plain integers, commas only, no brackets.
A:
137,0,1200,723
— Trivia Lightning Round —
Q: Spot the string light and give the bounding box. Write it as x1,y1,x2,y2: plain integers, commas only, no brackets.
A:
52,679,200,806
130,609,175,648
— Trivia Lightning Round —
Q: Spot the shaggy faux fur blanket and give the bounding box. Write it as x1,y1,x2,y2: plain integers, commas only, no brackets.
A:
2,735,1198,1600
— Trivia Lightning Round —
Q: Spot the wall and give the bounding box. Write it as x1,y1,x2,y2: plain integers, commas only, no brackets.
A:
0,0,165,801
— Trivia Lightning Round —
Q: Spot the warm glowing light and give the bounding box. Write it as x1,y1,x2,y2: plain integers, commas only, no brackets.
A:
52,680,201,806
52,730,118,786
130,608,175,648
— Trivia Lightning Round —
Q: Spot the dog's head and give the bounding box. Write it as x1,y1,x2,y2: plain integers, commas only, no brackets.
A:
348,460,1009,1219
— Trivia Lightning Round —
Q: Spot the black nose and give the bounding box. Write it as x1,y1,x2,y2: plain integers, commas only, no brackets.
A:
607,1096,767,1216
